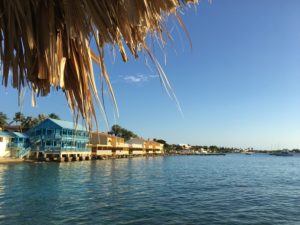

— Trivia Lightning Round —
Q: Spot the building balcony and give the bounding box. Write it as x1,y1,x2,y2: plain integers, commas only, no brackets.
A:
54,134,62,139
8,143,27,149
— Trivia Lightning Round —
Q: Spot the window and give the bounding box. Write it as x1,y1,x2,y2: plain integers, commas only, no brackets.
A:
47,129,53,135
62,129,67,135
46,140,52,146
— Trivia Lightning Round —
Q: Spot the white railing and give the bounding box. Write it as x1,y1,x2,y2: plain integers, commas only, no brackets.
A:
18,147,31,159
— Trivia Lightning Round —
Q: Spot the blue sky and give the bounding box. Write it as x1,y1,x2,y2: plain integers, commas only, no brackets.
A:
1,0,300,149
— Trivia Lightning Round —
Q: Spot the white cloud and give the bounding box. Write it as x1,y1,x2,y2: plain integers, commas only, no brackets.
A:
120,74,158,84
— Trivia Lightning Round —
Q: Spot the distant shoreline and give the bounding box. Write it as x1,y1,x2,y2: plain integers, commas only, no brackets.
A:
165,153,226,156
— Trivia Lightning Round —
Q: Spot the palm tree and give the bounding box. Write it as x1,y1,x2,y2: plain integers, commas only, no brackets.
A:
48,113,60,120
0,0,197,130
21,116,39,132
37,114,47,123
110,125,137,141
13,112,25,124
0,112,8,128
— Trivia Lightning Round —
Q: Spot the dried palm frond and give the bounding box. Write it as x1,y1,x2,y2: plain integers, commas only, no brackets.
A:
0,0,197,130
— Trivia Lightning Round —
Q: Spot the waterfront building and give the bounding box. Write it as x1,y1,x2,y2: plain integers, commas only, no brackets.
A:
144,140,164,154
0,131,30,158
27,118,90,161
1,118,164,161
126,138,164,155
9,132,30,158
125,138,145,155
89,132,129,157
3,123,22,132
0,131,13,157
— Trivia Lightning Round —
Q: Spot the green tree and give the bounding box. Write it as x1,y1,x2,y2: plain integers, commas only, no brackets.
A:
0,112,8,128
154,138,171,152
153,138,167,145
21,114,46,131
13,112,25,124
37,114,47,123
48,113,60,120
111,125,122,136
21,116,39,131
209,145,219,153
110,125,137,141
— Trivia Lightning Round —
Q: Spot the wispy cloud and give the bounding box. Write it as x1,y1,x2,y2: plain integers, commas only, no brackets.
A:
120,74,159,84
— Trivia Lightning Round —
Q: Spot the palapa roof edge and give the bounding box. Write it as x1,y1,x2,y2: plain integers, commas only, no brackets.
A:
0,0,198,130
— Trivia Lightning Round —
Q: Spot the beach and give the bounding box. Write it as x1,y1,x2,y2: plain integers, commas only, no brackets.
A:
0,157,28,164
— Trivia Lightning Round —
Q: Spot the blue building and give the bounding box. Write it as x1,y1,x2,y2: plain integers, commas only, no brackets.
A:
28,118,90,160
9,132,30,158
0,131,30,158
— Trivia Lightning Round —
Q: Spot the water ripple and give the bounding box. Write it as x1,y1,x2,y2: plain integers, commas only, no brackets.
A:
0,155,299,224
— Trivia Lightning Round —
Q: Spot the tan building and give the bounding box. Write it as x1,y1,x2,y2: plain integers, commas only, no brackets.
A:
89,134,164,157
126,137,145,155
126,138,164,155
89,132,129,157
144,140,164,154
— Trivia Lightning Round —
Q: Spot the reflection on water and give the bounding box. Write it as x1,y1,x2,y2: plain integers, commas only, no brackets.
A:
0,155,300,224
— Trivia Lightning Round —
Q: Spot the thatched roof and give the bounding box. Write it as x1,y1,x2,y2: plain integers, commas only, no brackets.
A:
0,0,197,129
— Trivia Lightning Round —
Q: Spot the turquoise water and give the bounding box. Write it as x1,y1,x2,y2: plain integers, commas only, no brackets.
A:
0,154,300,225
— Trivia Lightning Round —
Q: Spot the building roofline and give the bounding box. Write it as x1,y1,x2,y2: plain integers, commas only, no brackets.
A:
44,118,87,131
91,132,123,139
0,131,14,138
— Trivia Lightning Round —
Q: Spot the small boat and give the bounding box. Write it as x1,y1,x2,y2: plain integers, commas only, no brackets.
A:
270,151,293,156
241,152,254,155
245,152,254,155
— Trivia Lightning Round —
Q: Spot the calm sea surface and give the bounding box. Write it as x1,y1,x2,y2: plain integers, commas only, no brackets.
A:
0,154,300,225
